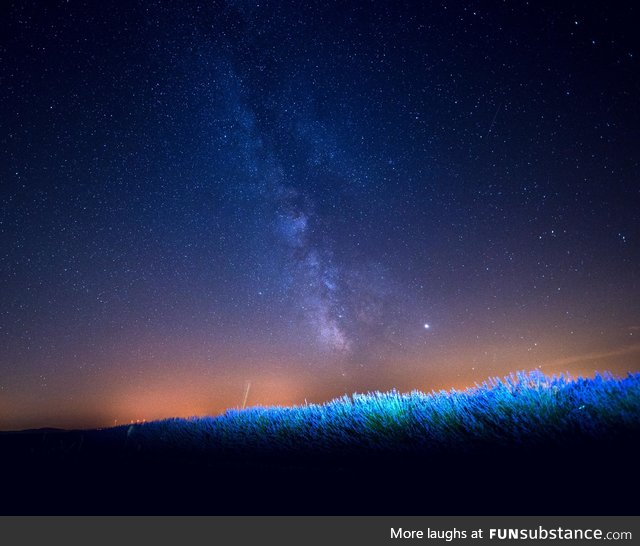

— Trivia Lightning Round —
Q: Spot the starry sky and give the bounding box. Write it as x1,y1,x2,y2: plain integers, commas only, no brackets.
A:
1,1,638,430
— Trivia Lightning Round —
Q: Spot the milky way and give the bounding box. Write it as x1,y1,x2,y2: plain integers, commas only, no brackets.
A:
212,60,406,363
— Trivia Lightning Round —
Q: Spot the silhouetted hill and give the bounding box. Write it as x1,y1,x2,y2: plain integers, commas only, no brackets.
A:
2,371,638,515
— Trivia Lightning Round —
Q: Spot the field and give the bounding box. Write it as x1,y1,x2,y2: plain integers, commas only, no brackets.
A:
2,371,639,515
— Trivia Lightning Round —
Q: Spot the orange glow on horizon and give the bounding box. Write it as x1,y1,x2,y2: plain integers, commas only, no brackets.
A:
1,342,638,431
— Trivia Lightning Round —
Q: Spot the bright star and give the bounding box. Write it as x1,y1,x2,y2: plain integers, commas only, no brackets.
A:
424,323,430,329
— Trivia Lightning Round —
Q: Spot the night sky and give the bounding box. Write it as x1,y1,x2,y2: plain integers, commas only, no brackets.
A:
1,1,638,430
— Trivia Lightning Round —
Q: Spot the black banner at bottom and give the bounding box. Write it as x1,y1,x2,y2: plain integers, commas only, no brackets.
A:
1,516,638,546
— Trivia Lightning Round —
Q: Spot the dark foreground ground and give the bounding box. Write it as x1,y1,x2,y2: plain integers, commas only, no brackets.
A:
1,427,638,515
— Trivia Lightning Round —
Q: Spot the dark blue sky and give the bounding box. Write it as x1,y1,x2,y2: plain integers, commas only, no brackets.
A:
1,1,638,429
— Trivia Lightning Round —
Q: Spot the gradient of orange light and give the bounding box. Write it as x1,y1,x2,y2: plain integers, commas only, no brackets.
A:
1,341,638,431
105,371,313,427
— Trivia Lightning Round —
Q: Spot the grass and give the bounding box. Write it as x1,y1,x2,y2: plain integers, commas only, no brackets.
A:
124,370,640,457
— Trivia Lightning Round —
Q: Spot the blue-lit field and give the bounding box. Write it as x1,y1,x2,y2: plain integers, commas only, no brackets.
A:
3,371,639,515
125,371,640,455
